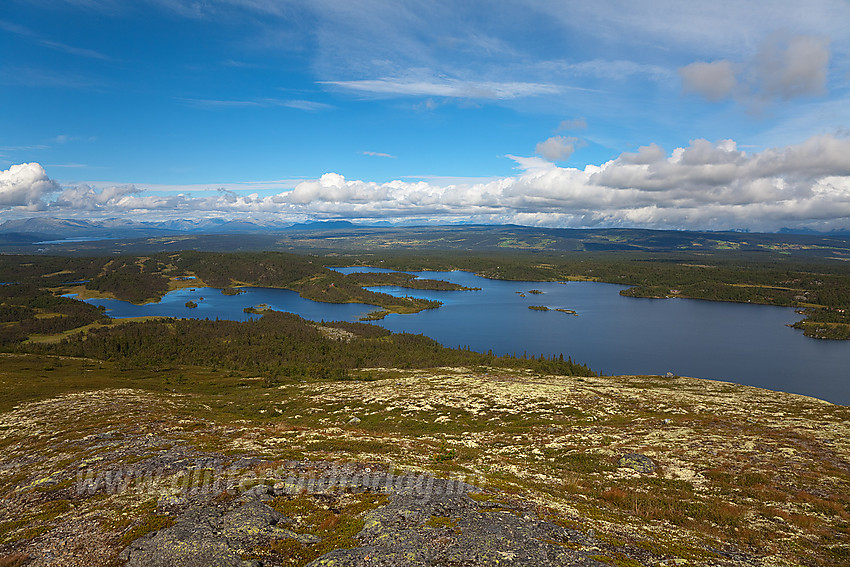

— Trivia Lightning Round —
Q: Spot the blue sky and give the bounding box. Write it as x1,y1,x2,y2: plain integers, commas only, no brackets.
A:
2,0,850,230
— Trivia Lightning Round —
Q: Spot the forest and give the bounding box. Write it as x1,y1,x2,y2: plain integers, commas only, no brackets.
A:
23,311,594,378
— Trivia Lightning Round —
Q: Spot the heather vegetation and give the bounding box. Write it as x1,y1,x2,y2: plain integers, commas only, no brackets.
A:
0,355,847,566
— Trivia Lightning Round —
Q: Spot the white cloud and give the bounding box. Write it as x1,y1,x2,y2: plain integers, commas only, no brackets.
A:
0,163,60,207
54,184,142,209
8,133,850,231
617,144,666,165
362,151,397,159
180,98,332,110
273,133,850,231
321,78,560,100
535,136,580,162
276,99,334,111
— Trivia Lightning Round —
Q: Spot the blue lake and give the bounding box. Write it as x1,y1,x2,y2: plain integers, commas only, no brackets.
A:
82,268,850,405
82,286,376,323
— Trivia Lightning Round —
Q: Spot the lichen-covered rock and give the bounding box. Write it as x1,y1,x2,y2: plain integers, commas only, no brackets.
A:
617,452,656,473
221,498,291,537
306,493,607,567
120,498,297,567
122,531,249,567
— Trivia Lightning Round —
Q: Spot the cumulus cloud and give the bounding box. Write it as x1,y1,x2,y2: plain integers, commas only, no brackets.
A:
0,163,59,207
8,133,850,231
536,136,581,162
263,134,850,231
54,184,142,210
680,34,831,105
617,144,666,165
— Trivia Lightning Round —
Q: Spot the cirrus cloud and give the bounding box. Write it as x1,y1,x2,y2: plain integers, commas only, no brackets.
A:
321,77,560,100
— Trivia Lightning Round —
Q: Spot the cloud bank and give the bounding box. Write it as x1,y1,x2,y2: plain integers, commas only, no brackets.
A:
4,134,850,232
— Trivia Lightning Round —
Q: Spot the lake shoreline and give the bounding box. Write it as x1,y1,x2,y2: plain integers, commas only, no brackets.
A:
65,269,850,405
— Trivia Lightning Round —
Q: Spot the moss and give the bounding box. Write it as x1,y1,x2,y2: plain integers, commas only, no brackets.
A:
36,476,75,493
0,499,72,543
32,499,73,522
118,514,175,547
259,493,388,566
3,525,52,544
550,451,615,474
587,553,644,567
467,492,512,506
0,519,29,543
425,515,460,532
635,538,716,561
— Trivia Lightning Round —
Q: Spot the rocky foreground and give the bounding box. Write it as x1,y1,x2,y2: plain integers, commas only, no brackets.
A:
0,355,848,566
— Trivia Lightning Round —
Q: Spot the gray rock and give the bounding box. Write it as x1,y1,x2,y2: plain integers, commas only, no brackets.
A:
120,468,638,567
305,493,607,567
123,531,247,567
617,453,656,473
122,498,292,567
221,498,292,537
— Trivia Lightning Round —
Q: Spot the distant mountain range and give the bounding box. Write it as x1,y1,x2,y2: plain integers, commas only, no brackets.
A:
0,217,361,242
3,217,850,259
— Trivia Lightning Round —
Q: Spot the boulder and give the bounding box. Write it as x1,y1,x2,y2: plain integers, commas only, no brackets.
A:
617,453,656,474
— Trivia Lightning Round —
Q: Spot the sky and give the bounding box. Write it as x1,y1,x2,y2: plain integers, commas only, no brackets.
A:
2,0,850,231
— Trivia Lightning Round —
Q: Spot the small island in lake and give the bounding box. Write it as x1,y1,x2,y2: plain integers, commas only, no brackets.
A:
243,303,271,314
528,305,577,315
360,309,391,321
185,301,198,308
